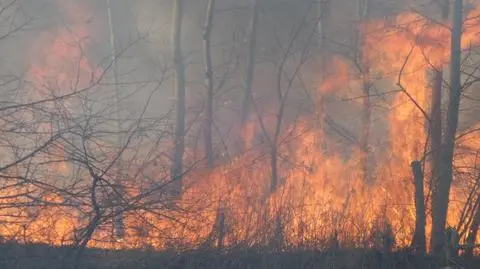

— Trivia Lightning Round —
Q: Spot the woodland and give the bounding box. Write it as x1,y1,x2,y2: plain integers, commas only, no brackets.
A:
0,0,480,268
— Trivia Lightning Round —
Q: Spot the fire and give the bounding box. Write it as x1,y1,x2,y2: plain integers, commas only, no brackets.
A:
0,2,479,254
25,0,99,175
319,56,350,95
0,0,98,245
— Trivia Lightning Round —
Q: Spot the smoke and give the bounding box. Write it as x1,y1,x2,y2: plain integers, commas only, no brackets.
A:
0,0,479,251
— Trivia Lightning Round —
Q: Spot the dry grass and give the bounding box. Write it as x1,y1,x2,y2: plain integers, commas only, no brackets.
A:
1,242,479,269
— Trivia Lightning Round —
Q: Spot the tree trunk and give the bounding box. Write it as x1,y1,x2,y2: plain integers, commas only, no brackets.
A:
360,81,372,182
270,145,278,192
171,0,186,186
411,161,426,255
203,0,215,168
429,1,448,255
202,0,226,249
430,68,443,224
431,0,463,258
357,0,372,183
106,0,124,239
241,0,260,134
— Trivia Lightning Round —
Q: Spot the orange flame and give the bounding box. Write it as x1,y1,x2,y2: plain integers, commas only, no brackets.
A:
0,3,480,254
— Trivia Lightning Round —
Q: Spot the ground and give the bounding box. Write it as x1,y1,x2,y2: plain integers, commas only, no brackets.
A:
0,243,479,269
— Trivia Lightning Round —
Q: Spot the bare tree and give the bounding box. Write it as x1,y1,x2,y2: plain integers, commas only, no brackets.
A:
429,0,449,257
241,0,261,142
356,0,373,183
203,0,216,169
431,0,463,259
201,0,227,249
171,0,187,187
106,0,125,239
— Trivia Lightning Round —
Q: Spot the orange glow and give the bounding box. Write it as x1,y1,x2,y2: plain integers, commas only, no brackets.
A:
0,2,480,254
319,56,350,94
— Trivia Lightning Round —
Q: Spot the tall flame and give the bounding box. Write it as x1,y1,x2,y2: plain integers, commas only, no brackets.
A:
0,2,479,253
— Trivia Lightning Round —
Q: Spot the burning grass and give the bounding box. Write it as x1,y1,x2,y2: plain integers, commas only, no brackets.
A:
0,0,479,257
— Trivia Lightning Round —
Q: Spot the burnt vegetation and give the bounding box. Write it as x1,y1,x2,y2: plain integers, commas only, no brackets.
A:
0,0,480,268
